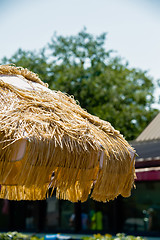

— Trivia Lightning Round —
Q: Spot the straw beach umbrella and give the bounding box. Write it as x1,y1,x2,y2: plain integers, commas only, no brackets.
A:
0,65,136,202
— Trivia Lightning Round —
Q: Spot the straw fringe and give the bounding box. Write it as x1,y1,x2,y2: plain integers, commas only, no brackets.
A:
0,65,136,202
0,185,48,200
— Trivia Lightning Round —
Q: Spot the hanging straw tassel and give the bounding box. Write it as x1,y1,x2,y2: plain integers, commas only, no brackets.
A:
0,65,136,202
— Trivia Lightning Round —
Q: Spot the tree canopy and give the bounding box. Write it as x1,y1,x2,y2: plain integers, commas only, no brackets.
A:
1,29,158,140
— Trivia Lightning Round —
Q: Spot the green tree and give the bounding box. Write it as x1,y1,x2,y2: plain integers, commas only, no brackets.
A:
1,29,158,140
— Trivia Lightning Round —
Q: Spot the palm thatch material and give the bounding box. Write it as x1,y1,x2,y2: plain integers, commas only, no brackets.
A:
0,65,136,202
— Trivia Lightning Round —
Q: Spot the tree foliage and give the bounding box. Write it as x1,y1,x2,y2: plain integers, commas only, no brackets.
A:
1,29,158,140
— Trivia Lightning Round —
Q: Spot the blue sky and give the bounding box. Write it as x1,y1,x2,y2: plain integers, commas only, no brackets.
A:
0,0,160,107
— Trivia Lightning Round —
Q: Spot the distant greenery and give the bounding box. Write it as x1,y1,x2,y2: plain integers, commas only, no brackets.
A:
0,232,147,240
1,29,158,140
83,233,146,240
0,231,43,240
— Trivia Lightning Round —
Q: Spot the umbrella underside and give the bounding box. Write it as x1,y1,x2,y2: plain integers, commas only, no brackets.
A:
0,65,136,202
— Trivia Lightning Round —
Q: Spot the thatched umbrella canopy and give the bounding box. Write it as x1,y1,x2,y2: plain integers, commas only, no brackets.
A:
0,65,136,202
